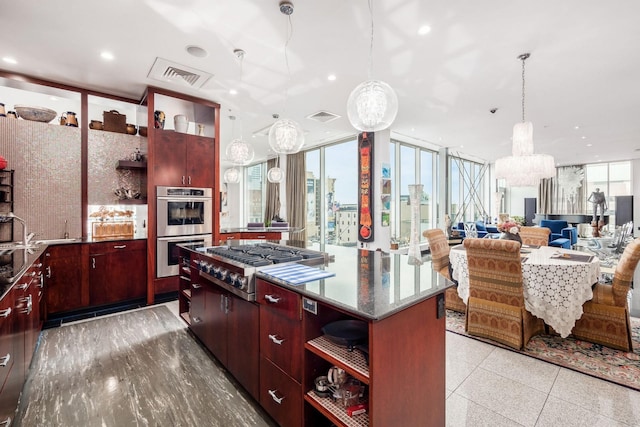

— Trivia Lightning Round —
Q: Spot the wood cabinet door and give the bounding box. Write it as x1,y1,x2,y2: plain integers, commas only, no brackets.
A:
226,296,259,400
153,129,187,186
189,280,207,343
44,244,85,314
89,241,147,306
185,135,214,188
204,283,227,365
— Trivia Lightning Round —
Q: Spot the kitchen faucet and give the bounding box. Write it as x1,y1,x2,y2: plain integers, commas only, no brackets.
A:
5,212,34,247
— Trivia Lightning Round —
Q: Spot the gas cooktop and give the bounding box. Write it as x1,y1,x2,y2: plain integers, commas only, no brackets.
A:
204,243,326,267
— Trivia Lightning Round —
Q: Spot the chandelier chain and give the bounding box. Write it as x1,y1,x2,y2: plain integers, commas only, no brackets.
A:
521,55,526,123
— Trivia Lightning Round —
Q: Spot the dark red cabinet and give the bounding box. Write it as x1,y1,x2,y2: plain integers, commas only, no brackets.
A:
153,131,214,188
89,240,147,306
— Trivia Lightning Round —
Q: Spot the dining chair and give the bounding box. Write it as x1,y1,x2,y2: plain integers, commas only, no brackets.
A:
519,226,550,246
423,228,466,313
463,238,545,350
571,237,640,352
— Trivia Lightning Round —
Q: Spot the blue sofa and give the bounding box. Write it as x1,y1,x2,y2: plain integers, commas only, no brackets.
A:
539,219,577,248
453,221,499,238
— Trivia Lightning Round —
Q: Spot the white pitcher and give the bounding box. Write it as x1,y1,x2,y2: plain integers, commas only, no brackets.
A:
174,114,188,133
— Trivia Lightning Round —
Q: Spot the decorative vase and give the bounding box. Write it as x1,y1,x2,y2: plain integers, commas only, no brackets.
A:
500,232,522,244
154,110,165,129
174,114,188,133
407,184,424,265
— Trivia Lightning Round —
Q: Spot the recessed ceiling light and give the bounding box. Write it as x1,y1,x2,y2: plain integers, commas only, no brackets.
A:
574,125,580,130
229,89,238,95
418,25,431,35
581,136,587,139
2,57,17,64
187,45,208,58
327,74,336,81
411,127,415,131
100,51,114,61
49,96,58,101
586,143,592,147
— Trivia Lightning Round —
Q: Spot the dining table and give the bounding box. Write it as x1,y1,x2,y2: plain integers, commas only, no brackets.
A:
449,244,601,338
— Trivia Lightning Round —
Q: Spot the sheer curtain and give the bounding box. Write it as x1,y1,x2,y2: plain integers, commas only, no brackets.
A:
264,158,280,225
538,178,555,214
286,152,307,242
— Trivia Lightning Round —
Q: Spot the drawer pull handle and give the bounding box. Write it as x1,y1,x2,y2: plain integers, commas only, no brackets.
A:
15,283,28,291
0,308,10,318
113,245,127,249
0,416,11,426
268,334,284,345
192,316,202,324
268,389,284,404
35,263,43,268
256,235,266,239
0,353,9,367
265,294,281,304
192,283,202,289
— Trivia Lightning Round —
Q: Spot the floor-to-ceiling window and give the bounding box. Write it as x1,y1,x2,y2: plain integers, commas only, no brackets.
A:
245,163,266,224
585,161,631,227
449,156,489,226
325,140,358,246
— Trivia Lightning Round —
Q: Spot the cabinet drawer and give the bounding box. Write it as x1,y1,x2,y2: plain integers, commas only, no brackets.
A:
0,292,13,390
240,232,281,240
256,279,300,321
219,233,240,244
89,239,146,255
260,308,302,381
260,357,302,427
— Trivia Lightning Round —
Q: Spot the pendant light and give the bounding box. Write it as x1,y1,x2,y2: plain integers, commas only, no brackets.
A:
224,167,241,184
346,0,398,132
225,114,255,166
267,156,284,183
268,1,305,155
495,53,555,186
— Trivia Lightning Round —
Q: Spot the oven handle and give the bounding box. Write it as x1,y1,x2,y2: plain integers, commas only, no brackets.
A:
157,235,211,243
157,196,213,202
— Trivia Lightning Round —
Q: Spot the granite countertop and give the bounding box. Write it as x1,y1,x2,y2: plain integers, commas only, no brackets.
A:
255,245,449,321
220,227,303,233
0,245,46,301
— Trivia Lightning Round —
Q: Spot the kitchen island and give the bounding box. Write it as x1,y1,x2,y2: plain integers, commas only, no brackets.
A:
179,241,448,427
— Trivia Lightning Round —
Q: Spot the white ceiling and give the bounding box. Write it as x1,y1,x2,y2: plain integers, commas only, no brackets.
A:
2,0,640,167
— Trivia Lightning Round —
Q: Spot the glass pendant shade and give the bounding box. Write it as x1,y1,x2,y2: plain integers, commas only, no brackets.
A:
495,122,555,186
223,167,240,184
267,166,284,183
225,138,255,165
347,79,398,131
268,119,304,154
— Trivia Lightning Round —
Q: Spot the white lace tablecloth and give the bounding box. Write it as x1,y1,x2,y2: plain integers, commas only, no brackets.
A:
450,245,600,338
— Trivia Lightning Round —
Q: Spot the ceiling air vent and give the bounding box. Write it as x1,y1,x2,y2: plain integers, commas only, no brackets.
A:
147,57,213,89
306,110,341,123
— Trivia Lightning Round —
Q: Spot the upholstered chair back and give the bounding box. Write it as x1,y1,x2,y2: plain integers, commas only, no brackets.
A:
519,226,550,246
424,229,450,275
463,238,524,307
611,238,640,306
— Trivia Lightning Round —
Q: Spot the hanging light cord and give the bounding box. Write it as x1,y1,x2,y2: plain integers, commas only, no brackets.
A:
282,15,294,113
368,0,374,80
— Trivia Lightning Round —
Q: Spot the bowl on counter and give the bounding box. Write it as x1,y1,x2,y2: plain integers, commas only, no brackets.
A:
14,105,57,123
138,126,147,137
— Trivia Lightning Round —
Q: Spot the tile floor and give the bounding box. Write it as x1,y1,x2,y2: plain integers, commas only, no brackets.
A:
17,301,640,426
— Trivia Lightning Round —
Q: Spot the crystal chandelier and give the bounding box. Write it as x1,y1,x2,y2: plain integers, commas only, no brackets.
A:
346,0,398,132
495,53,555,187
269,2,304,155
224,167,240,184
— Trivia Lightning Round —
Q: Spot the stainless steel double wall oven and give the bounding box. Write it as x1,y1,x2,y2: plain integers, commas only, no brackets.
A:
156,186,212,277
